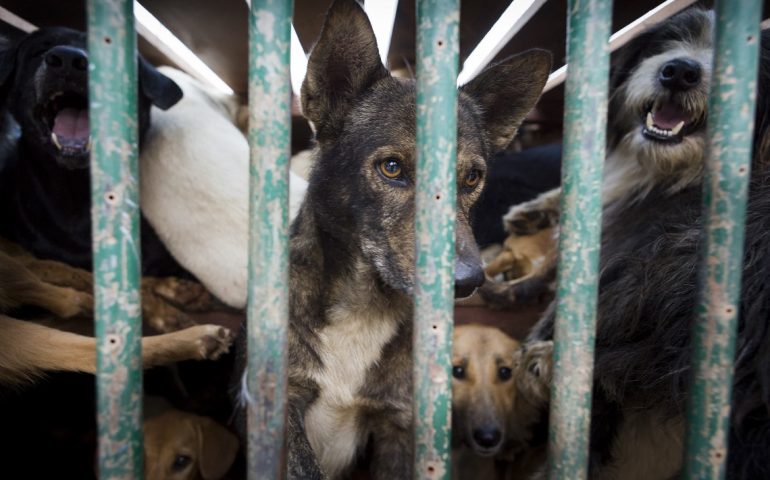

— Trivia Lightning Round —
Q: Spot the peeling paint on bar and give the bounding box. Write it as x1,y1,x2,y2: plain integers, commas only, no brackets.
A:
683,1,762,478
548,0,612,479
413,1,459,478
245,0,293,478
87,0,143,478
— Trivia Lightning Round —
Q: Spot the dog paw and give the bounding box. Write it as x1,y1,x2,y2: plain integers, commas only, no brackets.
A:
196,325,234,360
56,287,94,318
146,277,217,311
503,189,561,235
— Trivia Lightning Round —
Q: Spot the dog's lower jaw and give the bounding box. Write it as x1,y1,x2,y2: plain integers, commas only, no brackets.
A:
603,131,705,206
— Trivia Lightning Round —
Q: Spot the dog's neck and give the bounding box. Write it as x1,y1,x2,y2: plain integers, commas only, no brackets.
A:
0,140,93,266
290,204,411,326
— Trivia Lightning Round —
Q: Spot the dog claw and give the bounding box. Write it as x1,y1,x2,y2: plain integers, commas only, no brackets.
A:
196,325,234,360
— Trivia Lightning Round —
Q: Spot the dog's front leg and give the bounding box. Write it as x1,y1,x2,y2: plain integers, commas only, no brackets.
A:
287,403,326,480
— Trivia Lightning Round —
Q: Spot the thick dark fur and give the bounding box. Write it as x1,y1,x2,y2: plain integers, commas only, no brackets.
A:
0,27,185,276
232,1,551,478
529,9,770,479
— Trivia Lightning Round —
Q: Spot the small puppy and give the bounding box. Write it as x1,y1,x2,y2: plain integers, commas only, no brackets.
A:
140,66,308,308
452,325,552,480
144,409,239,480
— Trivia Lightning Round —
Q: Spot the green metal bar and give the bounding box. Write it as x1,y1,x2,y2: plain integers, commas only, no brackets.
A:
413,0,459,478
548,0,612,478
87,0,143,478
245,0,293,478
684,2,762,478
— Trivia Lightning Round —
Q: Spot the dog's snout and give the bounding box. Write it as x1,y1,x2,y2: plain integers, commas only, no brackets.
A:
658,58,701,91
472,427,502,449
45,46,88,72
455,221,484,298
455,258,484,298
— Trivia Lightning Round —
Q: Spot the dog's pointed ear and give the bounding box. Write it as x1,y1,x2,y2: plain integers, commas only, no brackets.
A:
138,57,183,110
461,49,551,150
301,0,389,140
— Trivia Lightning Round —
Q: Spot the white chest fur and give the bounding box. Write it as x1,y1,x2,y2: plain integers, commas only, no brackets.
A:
304,305,400,478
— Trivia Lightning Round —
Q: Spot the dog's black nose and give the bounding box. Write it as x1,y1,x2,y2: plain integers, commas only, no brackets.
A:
45,46,88,72
658,58,701,91
472,427,502,449
455,258,484,299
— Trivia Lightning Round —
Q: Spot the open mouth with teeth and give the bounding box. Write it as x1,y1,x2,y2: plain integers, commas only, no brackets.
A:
642,100,702,143
40,91,91,157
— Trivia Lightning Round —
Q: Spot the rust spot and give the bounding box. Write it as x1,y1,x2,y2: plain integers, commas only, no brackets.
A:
739,166,747,174
726,307,734,314
437,40,443,47
747,35,755,43
106,334,121,352
105,192,117,205
435,194,441,200
432,324,437,330
103,36,111,44
427,466,435,474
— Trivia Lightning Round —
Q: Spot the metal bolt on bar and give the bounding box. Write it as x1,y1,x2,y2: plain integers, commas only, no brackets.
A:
684,1,763,478
87,0,143,477
548,0,612,479
245,0,293,478
413,0,459,479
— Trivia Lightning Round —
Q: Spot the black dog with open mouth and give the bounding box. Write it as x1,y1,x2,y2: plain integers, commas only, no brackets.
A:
0,27,185,275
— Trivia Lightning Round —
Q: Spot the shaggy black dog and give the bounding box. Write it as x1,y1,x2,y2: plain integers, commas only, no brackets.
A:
529,9,770,479
0,27,184,275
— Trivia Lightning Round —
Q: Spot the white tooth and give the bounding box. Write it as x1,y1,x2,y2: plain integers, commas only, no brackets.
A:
51,132,62,150
646,112,654,129
671,121,685,135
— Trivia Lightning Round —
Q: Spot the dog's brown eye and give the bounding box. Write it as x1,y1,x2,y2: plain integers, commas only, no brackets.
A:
378,157,402,179
465,169,481,188
498,366,512,381
452,365,465,379
172,454,192,471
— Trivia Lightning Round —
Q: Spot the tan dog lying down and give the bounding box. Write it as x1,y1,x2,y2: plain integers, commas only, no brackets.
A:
479,189,560,308
144,408,239,480
452,324,552,479
0,239,233,385
140,67,308,309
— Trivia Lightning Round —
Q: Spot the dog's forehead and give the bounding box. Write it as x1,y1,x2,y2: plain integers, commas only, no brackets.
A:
637,9,713,60
22,27,86,54
344,78,488,162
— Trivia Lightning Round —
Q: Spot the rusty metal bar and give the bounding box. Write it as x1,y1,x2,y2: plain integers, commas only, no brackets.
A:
547,0,612,478
87,0,143,478
413,0,459,478
684,1,763,478
245,0,293,478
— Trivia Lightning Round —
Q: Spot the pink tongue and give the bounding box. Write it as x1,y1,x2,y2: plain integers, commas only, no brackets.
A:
53,108,89,141
653,103,690,130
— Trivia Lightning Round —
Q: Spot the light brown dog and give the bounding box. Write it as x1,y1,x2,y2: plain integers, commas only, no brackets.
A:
0,239,234,385
452,325,553,479
144,409,239,480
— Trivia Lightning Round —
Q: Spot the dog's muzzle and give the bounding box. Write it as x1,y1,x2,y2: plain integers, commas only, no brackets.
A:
641,57,705,144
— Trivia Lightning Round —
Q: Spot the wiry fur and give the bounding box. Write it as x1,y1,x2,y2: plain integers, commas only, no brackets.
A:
528,9,770,479
233,1,552,478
